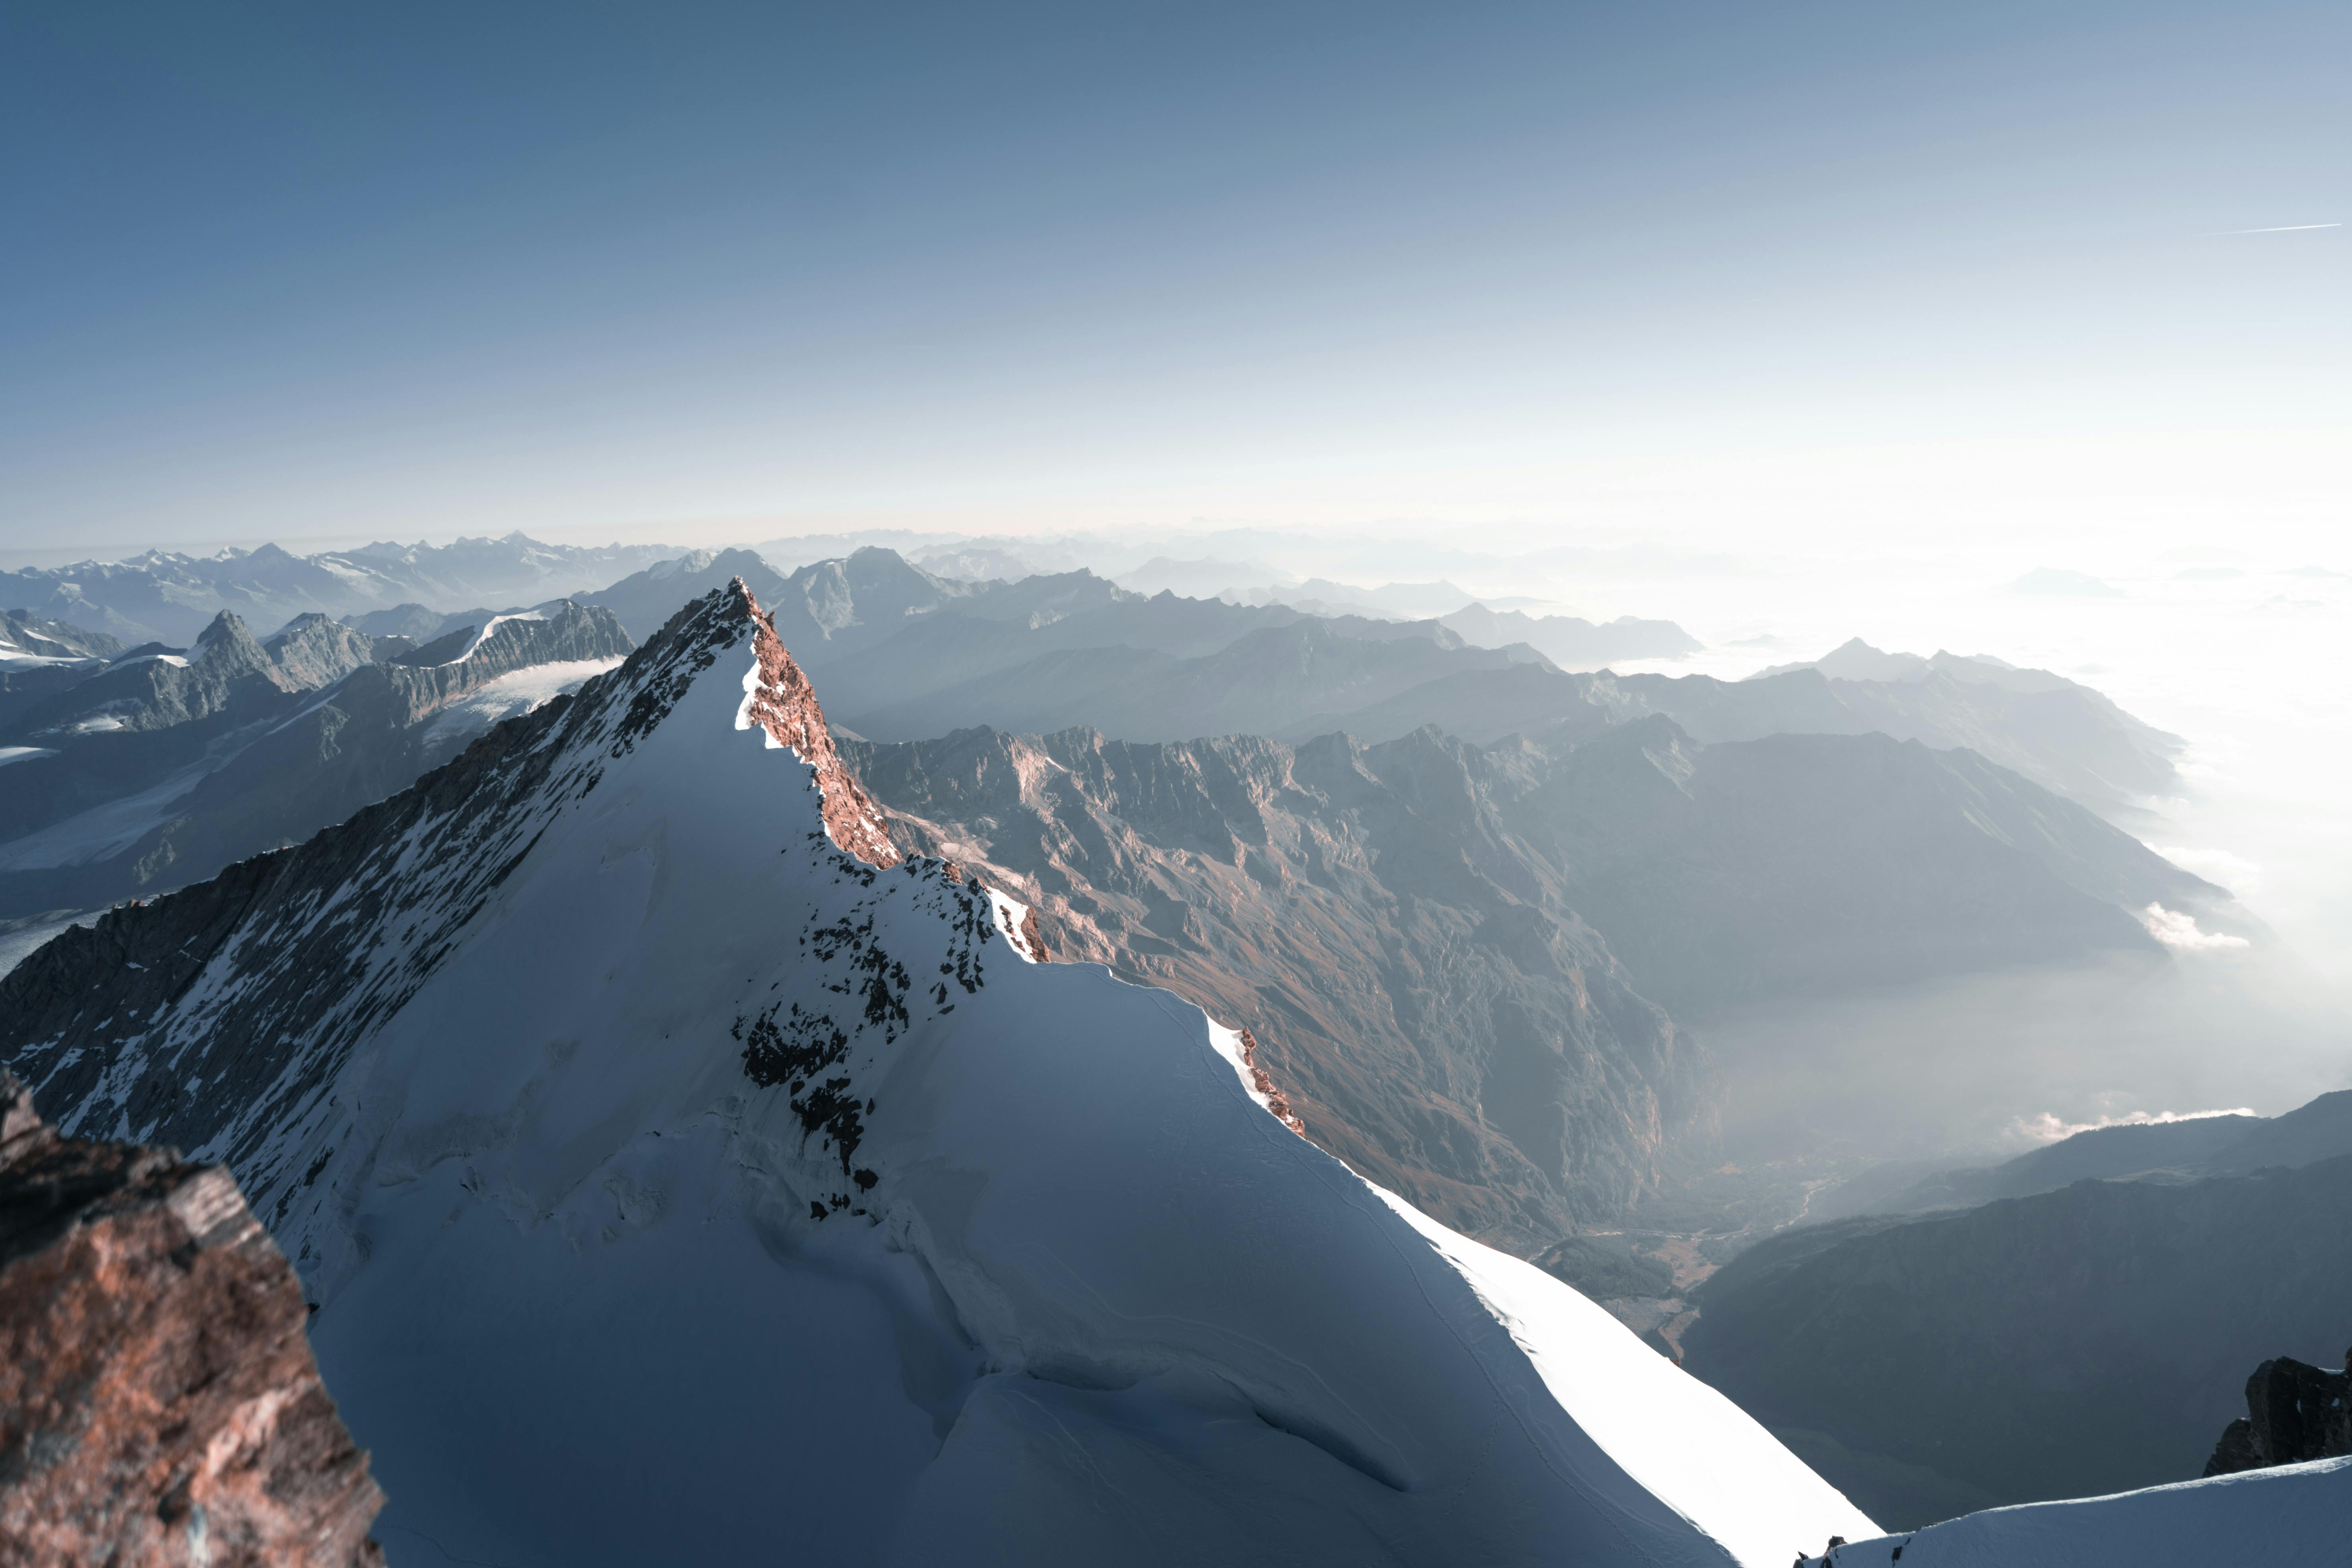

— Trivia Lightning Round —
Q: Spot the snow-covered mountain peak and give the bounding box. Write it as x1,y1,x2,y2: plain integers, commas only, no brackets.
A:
0,577,1876,1564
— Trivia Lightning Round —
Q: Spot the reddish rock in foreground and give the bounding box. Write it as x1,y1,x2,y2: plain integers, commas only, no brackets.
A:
0,1071,385,1568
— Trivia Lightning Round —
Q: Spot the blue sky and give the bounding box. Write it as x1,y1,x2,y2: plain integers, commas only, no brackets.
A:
2,0,2343,554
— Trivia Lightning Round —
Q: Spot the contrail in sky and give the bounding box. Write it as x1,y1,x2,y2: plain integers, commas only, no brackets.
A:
2218,222,2339,234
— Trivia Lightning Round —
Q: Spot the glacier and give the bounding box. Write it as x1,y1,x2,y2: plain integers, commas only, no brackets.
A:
8,581,1881,1565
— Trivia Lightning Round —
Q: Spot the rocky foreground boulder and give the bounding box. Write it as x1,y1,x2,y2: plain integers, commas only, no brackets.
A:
2204,1347,2352,1477
0,1071,384,1566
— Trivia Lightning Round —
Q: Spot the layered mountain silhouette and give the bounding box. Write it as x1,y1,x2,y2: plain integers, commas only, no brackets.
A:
0,534,678,646
1842,1091,2352,1217
1439,601,1701,667
1682,1088,2352,1527
592,551,2184,826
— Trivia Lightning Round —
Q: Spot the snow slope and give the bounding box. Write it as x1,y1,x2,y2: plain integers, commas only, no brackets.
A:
1802,1456,2352,1566
6,582,1875,1566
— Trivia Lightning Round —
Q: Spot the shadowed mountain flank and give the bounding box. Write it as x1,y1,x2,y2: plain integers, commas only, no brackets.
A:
841,723,1714,1253
1683,1149,2352,1525
1499,716,2233,1018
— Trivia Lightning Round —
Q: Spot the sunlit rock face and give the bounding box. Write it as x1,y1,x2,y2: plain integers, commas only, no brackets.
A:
0,1071,386,1568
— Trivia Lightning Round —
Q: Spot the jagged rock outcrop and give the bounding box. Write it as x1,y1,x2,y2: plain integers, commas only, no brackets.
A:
262,615,383,691
2204,1350,2352,1476
0,1072,385,1566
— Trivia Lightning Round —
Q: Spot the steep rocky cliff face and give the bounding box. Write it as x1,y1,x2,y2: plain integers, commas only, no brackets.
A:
0,1072,385,1566
840,723,1714,1253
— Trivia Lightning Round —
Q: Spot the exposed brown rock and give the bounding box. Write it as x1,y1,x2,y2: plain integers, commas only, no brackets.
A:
0,1071,385,1568
1236,1028,1307,1137
739,583,900,870
1017,905,1052,964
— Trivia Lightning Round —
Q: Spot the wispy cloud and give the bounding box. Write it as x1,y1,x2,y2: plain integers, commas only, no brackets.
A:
2013,1107,2257,1144
2141,903,2250,951
2218,222,2340,235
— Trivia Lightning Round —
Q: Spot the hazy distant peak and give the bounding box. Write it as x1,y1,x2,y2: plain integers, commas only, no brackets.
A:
1751,637,1928,682
1441,602,1699,669
1757,639,2059,692
1114,556,1293,598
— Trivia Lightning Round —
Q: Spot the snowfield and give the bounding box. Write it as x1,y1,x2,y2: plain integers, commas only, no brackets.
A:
23,583,1882,1565
418,654,626,757
1801,1456,2352,1567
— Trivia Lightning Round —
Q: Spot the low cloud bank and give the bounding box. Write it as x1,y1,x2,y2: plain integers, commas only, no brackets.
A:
2010,1106,2258,1144
2140,903,2251,950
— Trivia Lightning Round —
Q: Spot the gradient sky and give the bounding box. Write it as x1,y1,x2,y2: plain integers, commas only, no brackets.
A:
3,0,2344,556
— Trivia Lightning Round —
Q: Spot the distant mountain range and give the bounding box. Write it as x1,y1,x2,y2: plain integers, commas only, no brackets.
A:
1832,1091,2352,1218
9,541,2180,820
1438,602,1702,668
0,534,681,646
0,602,632,920
589,550,2186,828
1682,1088,2352,1527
